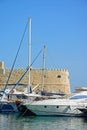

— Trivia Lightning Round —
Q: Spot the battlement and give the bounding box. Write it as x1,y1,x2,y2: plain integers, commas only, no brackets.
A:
32,68,68,71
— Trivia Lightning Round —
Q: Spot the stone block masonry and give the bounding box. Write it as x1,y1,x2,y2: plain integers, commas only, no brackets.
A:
0,61,71,94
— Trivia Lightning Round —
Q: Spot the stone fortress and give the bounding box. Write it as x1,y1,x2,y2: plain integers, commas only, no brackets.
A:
0,61,71,94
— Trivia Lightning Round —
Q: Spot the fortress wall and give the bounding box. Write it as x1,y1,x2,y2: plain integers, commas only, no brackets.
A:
0,62,71,94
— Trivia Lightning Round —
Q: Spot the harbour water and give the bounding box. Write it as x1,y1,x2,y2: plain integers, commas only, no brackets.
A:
0,113,87,130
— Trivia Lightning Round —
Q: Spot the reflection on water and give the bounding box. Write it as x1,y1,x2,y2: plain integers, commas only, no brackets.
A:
0,113,87,130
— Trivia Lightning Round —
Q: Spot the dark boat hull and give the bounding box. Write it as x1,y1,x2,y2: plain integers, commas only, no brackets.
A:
16,101,36,116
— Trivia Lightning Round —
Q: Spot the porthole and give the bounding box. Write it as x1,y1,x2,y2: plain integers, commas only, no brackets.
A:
44,106,47,108
56,106,59,108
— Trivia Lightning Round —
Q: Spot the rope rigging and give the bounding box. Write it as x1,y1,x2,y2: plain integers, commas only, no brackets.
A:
8,49,42,94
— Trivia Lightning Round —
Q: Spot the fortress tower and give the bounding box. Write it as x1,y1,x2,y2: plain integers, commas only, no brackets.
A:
30,68,70,94
0,61,5,74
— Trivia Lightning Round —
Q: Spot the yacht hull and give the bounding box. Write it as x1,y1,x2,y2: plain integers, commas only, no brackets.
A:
0,101,19,112
24,99,87,116
25,105,83,116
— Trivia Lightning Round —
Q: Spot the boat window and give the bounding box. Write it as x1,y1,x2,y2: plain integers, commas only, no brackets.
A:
44,75,46,78
44,106,47,108
56,106,59,108
70,95,87,100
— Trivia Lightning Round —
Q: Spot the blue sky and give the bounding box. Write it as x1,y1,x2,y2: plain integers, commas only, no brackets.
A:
0,0,87,91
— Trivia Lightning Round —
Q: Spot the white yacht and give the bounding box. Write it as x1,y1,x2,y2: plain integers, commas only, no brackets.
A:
23,91,87,116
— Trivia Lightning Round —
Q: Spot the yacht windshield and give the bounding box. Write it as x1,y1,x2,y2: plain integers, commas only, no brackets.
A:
70,95,87,100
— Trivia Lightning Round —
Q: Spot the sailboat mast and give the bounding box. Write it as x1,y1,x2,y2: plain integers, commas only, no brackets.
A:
42,45,46,91
28,18,31,93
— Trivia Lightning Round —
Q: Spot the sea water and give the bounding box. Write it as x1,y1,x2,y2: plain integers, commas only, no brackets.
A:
0,113,87,130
